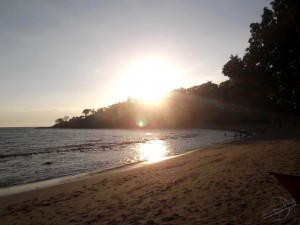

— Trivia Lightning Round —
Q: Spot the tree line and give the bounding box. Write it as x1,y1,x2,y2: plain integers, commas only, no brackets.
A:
53,0,299,129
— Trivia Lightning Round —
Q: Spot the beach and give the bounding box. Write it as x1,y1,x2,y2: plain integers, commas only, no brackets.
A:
0,127,300,225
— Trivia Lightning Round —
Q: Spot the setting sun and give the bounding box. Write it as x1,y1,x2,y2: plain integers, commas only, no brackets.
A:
120,57,182,104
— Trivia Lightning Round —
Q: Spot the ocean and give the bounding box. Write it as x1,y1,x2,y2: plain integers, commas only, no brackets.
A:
0,128,235,188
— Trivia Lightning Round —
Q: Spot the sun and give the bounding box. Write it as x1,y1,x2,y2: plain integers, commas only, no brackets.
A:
120,57,182,104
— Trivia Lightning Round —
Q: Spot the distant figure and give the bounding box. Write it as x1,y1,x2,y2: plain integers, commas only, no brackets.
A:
239,132,242,138
224,132,227,137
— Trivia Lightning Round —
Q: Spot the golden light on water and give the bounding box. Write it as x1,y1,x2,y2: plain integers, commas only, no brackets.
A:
139,140,168,163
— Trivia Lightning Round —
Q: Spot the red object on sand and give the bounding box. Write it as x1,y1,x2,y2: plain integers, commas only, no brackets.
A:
270,172,300,204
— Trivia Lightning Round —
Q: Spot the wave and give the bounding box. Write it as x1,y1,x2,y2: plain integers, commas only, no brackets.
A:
0,132,204,159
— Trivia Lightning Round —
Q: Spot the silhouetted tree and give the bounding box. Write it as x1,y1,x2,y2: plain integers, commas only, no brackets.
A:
82,109,91,117
222,0,300,114
55,118,64,124
222,55,244,79
63,116,69,122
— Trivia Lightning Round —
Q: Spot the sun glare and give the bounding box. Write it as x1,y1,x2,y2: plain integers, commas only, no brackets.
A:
139,140,169,163
120,57,182,104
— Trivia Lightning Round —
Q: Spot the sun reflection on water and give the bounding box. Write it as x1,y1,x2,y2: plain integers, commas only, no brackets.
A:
139,140,169,163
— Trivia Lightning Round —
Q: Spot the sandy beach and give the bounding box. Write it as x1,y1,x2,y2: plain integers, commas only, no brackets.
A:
1,127,300,225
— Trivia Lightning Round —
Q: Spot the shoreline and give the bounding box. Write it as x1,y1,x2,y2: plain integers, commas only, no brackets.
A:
2,126,299,224
0,132,244,197
0,122,274,196
0,161,145,197
0,127,247,193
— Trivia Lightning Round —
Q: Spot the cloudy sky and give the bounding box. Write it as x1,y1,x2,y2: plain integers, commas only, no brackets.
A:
0,0,271,127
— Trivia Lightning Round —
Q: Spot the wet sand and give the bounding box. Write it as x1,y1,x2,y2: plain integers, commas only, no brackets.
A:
1,127,300,224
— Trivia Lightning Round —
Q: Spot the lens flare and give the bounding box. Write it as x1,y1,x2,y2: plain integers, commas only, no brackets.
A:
136,118,147,128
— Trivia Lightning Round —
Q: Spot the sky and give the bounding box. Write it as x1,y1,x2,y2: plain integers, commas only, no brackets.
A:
0,0,272,127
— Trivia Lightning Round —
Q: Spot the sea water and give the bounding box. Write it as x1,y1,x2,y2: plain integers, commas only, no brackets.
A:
0,128,235,187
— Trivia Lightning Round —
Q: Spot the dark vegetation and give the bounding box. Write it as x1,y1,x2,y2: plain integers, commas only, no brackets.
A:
53,0,300,129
